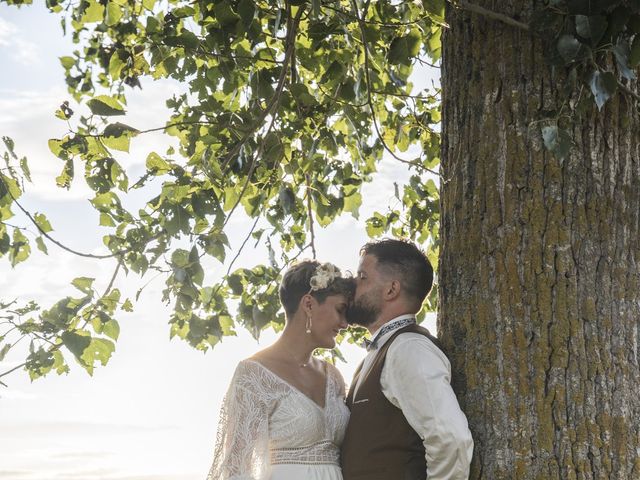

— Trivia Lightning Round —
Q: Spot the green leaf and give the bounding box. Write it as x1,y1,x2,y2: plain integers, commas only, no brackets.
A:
575,15,607,45
48,138,66,159
320,61,345,85
61,330,92,361
80,338,115,370
214,1,241,28
35,236,48,254
366,213,385,237
20,156,31,183
53,350,69,375
630,35,640,68
105,2,123,26
0,343,10,362
177,31,200,50
109,51,126,79
59,56,75,70
99,212,116,226
34,213,53,233
542,125,572,160
72,277,95,294
103,319,120,340
613,41,637,81
557,34,588,63
81,0,105,23
589,71,617,110
102,122,139,153
9,229,30,267
146,152,172,174
238,0,255,25
87,95,126,116
344,191,362,219
56,159,74,189
121,298,133,312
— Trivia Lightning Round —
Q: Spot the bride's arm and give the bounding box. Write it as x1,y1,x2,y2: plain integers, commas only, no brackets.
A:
207,362,270,480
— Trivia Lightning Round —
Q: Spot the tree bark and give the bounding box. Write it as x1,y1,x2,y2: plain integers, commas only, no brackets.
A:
439,1,640,478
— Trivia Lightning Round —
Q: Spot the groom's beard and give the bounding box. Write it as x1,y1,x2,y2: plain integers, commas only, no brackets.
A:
347,292,381,327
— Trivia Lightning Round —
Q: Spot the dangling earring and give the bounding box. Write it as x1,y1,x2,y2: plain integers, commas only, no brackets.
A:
305,316,312,334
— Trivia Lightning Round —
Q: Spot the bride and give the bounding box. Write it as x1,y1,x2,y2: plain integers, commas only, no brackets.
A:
207,260,354,480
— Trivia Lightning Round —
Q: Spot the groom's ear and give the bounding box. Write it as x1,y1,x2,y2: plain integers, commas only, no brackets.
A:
384,280,401,301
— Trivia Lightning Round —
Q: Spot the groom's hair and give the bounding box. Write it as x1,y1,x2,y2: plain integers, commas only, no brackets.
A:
279,260,355,318
361,238,433,305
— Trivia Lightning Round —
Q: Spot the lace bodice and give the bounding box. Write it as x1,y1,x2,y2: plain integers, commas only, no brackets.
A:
207,359,350,480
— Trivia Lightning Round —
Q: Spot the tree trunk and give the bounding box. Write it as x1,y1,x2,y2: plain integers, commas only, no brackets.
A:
438,1,640,478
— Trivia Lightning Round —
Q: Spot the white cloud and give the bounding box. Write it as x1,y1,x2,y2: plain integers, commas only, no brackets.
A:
0,16,18,46
0,17,40,66
0,389,36,400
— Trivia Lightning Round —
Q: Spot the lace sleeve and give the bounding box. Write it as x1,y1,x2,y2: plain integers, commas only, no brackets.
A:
207,362,271,480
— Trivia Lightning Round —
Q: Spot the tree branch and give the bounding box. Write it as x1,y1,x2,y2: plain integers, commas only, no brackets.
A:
451,1,530,32
0,175,124,259
618,81,640,102
220,3,306,173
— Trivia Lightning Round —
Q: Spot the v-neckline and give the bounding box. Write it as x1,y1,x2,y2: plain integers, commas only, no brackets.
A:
245,358,329,411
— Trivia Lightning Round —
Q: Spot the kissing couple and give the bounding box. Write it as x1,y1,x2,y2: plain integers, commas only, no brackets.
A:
207,238,474,480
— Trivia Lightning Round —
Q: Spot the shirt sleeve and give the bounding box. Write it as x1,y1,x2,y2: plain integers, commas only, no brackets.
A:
207,363,270,480
381,334,474,479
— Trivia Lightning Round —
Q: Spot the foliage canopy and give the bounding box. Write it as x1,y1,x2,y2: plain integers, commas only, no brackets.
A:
1,0,639,384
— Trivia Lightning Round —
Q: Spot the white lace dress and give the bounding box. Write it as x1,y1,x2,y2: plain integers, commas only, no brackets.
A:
207,359,350,480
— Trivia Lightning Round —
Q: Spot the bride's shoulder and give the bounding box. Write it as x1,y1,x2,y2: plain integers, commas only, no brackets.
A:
233,357,265,377
231,358,283,390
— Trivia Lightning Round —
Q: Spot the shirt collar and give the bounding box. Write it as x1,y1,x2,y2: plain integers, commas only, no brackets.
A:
367,314,417,350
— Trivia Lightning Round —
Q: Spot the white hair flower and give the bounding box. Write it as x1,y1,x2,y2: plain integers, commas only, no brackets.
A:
309,262,341,291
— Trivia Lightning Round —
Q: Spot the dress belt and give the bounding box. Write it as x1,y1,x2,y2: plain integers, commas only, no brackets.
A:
270,440,340,465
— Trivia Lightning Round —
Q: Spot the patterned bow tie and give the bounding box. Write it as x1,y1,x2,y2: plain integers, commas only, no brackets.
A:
361,316,417,352
362,337,376,351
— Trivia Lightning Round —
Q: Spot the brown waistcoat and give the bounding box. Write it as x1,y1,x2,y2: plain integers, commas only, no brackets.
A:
341,324,443,480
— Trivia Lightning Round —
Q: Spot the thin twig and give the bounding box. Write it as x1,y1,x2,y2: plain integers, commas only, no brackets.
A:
223,215,261,279
79,120,217,139
102,260,122,297
371,89,439,101
305,174,317,259
317,82,369,108
0,361,25,384
220,111,278,231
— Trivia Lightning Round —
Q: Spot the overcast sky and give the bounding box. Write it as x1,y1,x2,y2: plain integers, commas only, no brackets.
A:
0,4,438,480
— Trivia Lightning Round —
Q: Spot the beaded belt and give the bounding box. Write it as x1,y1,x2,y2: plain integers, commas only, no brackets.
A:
270,440,340,465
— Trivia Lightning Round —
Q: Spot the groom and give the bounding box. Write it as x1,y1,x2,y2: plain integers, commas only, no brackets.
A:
342,239,473,479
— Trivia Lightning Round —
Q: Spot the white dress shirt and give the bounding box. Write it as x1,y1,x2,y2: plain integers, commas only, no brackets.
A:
353,314,474,479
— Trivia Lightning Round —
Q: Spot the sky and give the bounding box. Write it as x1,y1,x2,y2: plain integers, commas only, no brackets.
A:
0,4,439,480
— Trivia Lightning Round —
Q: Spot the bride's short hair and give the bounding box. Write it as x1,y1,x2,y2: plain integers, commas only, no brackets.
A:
279,260,355,318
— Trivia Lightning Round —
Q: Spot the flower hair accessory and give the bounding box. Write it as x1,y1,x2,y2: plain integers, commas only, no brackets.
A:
309,262,341,291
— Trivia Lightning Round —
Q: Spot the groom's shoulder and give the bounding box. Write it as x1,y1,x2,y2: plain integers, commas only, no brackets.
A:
387,330,450,367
